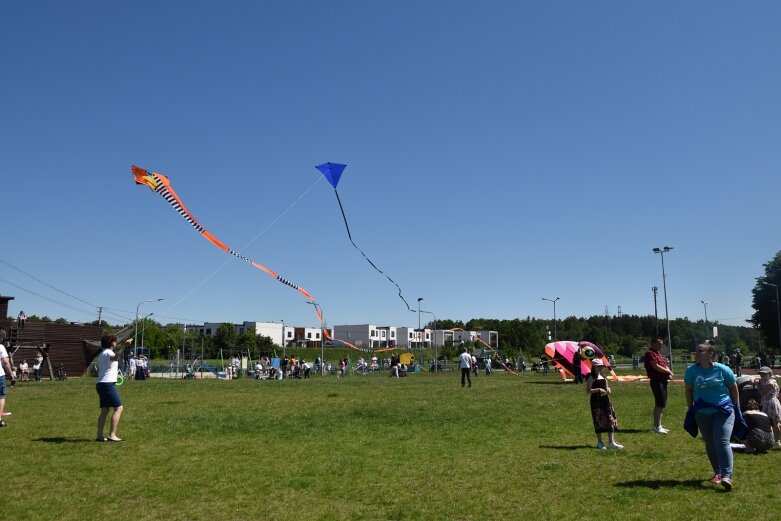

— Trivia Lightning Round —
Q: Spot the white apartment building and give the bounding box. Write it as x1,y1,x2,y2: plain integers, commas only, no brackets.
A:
188,321,285,346
395,326,431,349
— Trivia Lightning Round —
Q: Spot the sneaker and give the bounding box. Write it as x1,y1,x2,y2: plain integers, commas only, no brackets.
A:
721,477,732,491
607,442,624,449
652,426,669,434
0,420,6,428
596,441,606,450
709,474,722,484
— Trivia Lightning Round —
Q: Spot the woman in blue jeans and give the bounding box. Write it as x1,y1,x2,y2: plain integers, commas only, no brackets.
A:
684,341,740,491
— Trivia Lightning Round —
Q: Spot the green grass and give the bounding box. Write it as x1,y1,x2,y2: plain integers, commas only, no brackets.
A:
2,372,779,520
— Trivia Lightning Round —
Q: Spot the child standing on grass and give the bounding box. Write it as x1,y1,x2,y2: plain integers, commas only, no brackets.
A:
754,367,781,447
585,358,623,449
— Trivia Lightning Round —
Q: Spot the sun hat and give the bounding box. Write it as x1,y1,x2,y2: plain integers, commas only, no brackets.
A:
758,366,772,374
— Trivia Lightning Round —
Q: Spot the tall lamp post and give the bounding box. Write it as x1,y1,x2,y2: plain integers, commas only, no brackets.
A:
421,309,438,371
653,246,674,368
541,297,560,340
417,298,423,351
140,312,155,353
700,300,709,337
135,298,164,357
281,319,285,359
762,282,781,355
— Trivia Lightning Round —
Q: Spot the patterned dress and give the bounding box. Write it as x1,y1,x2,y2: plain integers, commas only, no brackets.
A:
757,378,781,423
589,377,618,433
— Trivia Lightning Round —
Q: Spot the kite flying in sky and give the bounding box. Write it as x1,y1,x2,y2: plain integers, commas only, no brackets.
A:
315,162,415,313
132,165,326,328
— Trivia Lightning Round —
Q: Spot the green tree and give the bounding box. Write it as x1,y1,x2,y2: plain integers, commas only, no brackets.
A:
214,323,237,351
751,250,781,355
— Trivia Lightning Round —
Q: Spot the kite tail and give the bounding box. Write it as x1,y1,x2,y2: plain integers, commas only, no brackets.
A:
474,335,518,375
333,189,415,313
132,165,326,329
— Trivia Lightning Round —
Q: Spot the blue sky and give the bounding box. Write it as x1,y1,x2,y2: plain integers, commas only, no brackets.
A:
1,1,778,331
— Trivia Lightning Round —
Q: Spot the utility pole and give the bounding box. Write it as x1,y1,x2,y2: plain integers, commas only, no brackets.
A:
652,286,659,337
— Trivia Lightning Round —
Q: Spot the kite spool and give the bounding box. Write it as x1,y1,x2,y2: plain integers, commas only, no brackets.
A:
579,345,596,360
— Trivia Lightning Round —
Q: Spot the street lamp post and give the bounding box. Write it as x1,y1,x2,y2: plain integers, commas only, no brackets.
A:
701,300,709,337
135,298,164,357
762,282,781,354
541,297,560,340
421,309,438,371
281,319,285,359
417,298,423,351
140,312,155,353
653,246,674,368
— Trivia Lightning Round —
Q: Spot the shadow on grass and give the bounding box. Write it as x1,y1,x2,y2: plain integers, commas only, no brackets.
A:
539,444,597,450
33,437,92,444
615,479,706,490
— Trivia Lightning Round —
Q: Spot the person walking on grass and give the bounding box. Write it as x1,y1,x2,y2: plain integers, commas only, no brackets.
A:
684,340,745,492
459,347,472,388
585,359,622,449
644,337,674,434
0,341,16,427
96,335,129,442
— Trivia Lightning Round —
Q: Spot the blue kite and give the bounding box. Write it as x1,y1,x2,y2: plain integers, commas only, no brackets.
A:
316,162,414,312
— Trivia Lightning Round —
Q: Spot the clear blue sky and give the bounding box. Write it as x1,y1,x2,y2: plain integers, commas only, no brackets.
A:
1,1,778,332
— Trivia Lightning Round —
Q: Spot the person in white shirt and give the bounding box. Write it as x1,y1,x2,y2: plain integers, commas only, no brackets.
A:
459,347,472,388
0,343,16,427
95,335,129,442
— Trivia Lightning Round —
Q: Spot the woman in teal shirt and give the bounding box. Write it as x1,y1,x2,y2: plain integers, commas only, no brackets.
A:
684,341,739,491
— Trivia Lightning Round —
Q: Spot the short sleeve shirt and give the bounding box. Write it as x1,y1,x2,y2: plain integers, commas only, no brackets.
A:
97,349,119,383
644,349,669,381
684,362,736,405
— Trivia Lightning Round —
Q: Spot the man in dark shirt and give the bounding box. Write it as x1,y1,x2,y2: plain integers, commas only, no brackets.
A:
644,337,674,434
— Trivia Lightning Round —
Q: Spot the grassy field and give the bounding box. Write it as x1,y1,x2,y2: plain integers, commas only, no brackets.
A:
2,370,779,520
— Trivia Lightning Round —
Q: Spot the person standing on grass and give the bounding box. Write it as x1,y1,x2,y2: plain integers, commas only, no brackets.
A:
459,347,472,388
754,366,781,447
96,335,128,442
684,340,744,491
0,341,17,427
645,337,674,434
585,358,622,449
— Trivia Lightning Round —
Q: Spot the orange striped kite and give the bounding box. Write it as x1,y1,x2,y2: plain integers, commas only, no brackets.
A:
132,165,326,329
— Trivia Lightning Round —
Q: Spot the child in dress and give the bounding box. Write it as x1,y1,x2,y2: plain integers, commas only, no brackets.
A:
585,359,623,449
754,367,781,447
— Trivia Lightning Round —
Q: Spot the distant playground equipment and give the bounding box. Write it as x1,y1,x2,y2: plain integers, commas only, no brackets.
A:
167,350,202,379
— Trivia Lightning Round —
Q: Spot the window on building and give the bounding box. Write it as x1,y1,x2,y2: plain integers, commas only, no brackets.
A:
287,331,292,338
391,331,395,338
370,330,376,337
381,331,386,338
316,333,320,339
307,332,312,339
206,329,212,335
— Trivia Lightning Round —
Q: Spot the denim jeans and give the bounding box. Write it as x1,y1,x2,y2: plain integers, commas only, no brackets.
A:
696,409,735,478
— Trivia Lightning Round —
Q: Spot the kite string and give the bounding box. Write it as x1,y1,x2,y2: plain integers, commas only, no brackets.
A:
161,175,324,316
333,188,415,313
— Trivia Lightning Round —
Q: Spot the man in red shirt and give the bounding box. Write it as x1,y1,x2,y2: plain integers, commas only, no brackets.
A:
644,337,674,434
